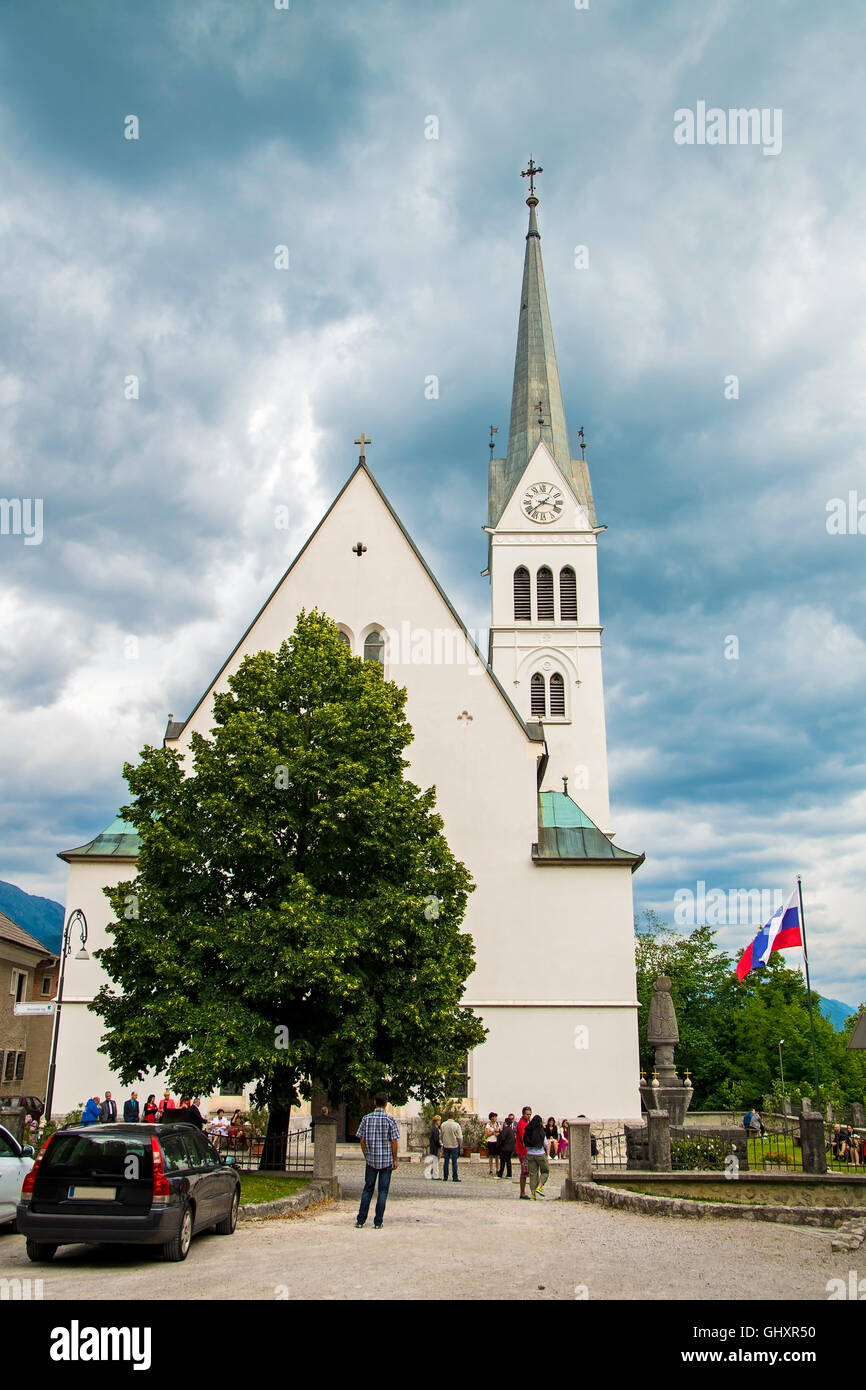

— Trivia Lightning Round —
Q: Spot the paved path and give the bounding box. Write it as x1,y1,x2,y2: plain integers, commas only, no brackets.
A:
0,1163,861,1300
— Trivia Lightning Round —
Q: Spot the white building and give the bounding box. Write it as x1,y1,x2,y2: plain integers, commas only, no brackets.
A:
53,179,644,1128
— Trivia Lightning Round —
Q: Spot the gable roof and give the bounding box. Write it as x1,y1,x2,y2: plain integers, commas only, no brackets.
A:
165,461,545,747
0,910,54,956
534,791,644,872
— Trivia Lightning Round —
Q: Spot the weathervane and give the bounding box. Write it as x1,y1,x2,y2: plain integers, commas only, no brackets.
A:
354,432,371,465
534,398,545,431
489,425,499,454
521,156,543,199
578,425,586,459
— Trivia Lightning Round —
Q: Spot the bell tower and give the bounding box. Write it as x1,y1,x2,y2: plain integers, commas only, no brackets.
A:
486,162,612,831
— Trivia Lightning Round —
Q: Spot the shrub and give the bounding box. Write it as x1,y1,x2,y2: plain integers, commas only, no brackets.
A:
670,1136,729,1171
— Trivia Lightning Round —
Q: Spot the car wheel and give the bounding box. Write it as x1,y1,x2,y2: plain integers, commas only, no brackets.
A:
25,1239,57,1263
215,1188,239,1235
161,1204,193,1262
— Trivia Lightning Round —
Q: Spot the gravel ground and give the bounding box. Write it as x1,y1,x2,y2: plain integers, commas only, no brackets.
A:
0,1162,861,1301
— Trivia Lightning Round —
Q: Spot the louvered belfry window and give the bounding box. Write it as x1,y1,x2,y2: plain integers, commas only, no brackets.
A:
513,566,531,620
363,631,385,664
530,672,546,716
559,567,577,621
536,567,554,621
549,672,565,716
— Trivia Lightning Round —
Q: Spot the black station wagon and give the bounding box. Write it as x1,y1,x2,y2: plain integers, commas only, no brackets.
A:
17,1122,240,1263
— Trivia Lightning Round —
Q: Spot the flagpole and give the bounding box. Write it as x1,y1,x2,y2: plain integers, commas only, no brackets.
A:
797,875,821,1103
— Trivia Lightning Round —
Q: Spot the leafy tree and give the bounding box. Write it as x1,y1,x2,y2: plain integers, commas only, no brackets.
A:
634,912,866,1111
92,610,486,1152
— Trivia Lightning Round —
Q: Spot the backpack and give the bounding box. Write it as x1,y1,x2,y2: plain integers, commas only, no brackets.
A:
742,1111,753,1129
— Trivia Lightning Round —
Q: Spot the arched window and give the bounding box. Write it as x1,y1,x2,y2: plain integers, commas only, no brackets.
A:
536,567,554,621
513,566,530,621
337,630,351,648
549,672,565,716
363,631,384,665
559,567,577,622
530,672,546,716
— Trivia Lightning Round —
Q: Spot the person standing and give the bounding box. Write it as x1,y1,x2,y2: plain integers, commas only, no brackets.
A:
123,1091,140,1122
485,1112,501,1175
355,1092,400,1229
158,1090,175,1119
428,1114,443,1180
143,1094,158,1123
81,1096,101,1126
524,1114,550,1198
99,1091,118,1123
515,1105,532,1199
440,1114,463,1183
497,1114,516,1179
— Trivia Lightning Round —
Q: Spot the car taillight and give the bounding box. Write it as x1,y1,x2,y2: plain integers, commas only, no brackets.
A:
151,1135,170,1201
20,1132,56,1203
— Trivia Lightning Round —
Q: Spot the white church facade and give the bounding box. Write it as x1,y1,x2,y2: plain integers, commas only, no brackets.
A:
53,175,645,1126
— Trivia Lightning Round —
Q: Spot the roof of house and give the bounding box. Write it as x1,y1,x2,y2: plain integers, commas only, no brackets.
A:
0,910,54,956
58,814,141,863
534,791,644,872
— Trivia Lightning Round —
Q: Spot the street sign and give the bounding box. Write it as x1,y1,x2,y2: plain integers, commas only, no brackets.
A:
13,1001,55,1016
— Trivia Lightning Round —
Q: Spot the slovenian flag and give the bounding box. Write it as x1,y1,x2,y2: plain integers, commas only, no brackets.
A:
736,887,804,981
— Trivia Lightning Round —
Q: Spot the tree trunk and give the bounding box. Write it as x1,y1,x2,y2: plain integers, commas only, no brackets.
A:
260,1103,290,1170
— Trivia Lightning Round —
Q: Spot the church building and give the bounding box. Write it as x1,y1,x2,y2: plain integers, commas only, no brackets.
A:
53,167,645,1125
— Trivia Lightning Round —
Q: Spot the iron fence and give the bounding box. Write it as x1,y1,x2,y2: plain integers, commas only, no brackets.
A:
591,1131,627,1169
210,1127,313,1173
744,1114,803,1172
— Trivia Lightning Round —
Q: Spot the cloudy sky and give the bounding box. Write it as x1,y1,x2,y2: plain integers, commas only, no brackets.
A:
2,0,865,1004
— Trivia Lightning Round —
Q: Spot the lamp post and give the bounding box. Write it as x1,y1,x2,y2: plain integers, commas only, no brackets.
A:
778,1038,786,1112
44,909,89,1122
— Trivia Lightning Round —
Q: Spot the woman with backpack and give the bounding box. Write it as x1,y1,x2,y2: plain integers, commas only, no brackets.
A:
524,1113,550,1199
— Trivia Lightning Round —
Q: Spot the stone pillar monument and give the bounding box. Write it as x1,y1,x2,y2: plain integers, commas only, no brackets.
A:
563,1117,593,1200
639,976,692,1125
312,1115,340,1197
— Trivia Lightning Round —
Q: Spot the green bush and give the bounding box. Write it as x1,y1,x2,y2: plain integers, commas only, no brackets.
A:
670,1136,730,1171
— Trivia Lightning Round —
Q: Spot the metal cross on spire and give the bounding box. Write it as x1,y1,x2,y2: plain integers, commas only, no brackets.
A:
354,433,372,464
521,156,543,198
489,425,499,454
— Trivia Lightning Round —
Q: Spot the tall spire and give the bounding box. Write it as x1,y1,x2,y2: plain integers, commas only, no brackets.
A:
489,160,595,527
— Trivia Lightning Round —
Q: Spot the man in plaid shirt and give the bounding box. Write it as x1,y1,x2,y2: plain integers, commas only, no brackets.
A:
355,1092,401,1228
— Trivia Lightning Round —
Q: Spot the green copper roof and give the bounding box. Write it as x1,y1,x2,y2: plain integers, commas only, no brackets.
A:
59,814,141,862
534,792,644,872
490,196,596,528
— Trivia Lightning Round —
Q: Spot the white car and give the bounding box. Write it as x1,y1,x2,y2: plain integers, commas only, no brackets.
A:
0,1123,35,1228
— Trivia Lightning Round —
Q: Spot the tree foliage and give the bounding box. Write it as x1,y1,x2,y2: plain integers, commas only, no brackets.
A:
92,610,486,1119
635,911,866,1109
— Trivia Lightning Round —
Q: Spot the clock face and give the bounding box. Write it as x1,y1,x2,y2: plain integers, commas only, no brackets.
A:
521,482,564,523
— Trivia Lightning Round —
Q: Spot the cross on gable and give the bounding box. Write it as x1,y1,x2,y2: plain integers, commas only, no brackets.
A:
352,541,367,557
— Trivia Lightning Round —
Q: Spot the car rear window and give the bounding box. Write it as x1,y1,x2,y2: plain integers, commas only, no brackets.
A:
41,1133,152,1178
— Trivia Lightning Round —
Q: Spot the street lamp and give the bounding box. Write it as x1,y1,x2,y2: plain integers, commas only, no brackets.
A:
778,1038,786,1111
44,909,89,1122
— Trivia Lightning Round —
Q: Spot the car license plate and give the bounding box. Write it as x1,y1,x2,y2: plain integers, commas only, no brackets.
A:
68,1186,117,1201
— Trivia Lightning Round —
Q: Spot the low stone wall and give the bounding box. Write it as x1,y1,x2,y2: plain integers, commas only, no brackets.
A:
238,1178,338,1221
566,1176,865,1228
599,1171,866,1207
0,1108,25,1144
